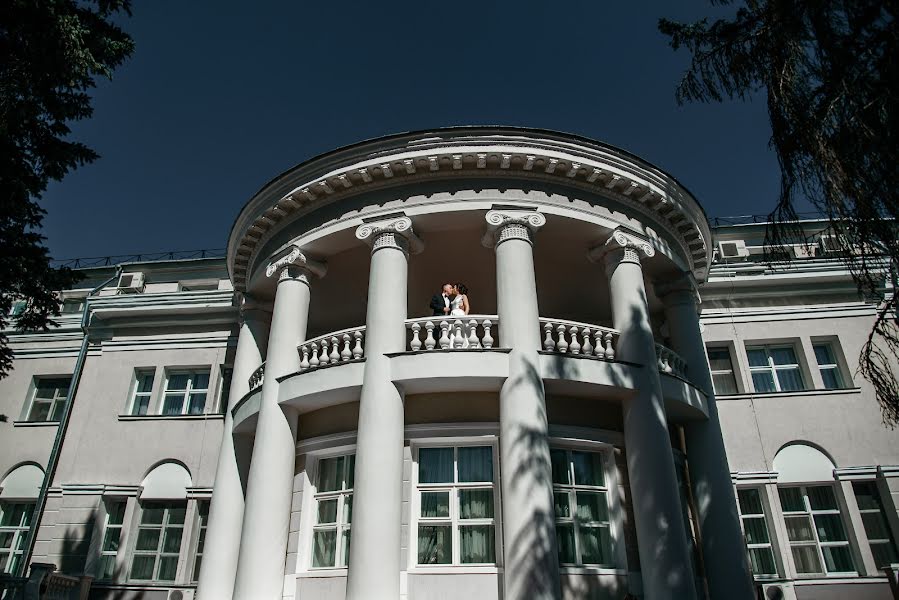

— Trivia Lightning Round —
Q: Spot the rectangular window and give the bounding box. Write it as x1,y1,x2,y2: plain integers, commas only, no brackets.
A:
161,370,210,415
707,346,738,394
746,346,805,392
191,501,209,581
60,297,85,314
736,488,777,577
813,343,845,390
129,501,186,582
312,454,354,569
852,481,899,568
129,370,155,416
98,500,126,580
0,502,34,574
778,486,854,575
416,446,497,566
216,366,233,413
27,377,72,422
551,448,613,567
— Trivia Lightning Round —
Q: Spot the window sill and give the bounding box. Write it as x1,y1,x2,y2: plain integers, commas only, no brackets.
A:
13,420,59,427
557,566,626,575
716,387,862,400
296,569,348,578
117,413,224,422
406,566,503,575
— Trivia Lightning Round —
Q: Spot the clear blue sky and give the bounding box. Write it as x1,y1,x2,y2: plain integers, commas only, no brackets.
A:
42,1,783,261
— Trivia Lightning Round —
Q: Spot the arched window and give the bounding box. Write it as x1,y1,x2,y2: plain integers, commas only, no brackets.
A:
0,464,43,574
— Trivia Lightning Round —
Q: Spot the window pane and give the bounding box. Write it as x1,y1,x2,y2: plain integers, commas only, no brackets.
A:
751,372,776,393
550,449,570,485
49,400,65,421
821,369,842,390
556,524,576,564
343,495,353,524
807,486,837,511
784,516,815,542
318,456,344,492
791,545,823,574
777,367,804,391
318,499,338,523
0,533,13,549
458,447,493,482
166,374,189,391
135,529,160,551
813,514,847,542
813,344,835,365
187,393,206,414
459,489,493,520
746,348,769,367
572,451,603,487
822,545,854,573
853,482,880,510
341,530,351,567
553,492,571,518
161,528,183,553
168,505,186,525
861,512,890,540
712,373,738,395
738,488,764,515
418,448,453,484
312,530,336,567
417,525,451,564
129,555,156,580
161,394,183,415
460,525,495,563
770,347,798,365
192,372,210,390
137,373,154,393
133,396,150,415
99,555,116,580
707,347,733,371
101,529,121,552
575,492,608,522
27,402,50,422
778,488,805,512
157,556,178,581
346,455,355,489
743,517,770,545
420,492,449,518
872,542,899,568
579,526,611,565
748,547,777,576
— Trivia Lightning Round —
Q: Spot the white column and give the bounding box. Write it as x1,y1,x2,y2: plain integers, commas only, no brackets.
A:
197,298,270,600
590,229,698,600
232,247,325,600
485,209,561,600
345,217,422,600
658,276,754,600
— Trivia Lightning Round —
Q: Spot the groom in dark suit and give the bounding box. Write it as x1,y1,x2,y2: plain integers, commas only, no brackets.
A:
429,283,453,317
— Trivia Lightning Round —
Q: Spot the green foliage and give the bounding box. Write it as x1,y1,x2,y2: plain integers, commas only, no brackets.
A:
660,1,899,424
0,0,133,376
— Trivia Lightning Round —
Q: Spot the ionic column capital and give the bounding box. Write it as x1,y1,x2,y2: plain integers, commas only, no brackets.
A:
654,273,702,308
588,228,655,272
265,245,327,283
482,209,546,248
355,215,424,256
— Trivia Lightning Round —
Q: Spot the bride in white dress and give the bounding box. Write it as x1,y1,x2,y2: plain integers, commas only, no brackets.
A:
449,283,471,347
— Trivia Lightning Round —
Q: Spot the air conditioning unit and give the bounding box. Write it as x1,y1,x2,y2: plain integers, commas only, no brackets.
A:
167,589,194,600
718,240,750,260
759,582,796,600
791,244,817,259
116,271,145,293
818,234,844,253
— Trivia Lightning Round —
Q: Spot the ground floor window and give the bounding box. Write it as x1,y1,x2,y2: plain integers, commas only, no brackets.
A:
0,502,34,574
415,445,497,565
778,486,854,575
191,500,209,581
312,454,354,568
550,448,613,567
98,499,126,580
852,481,899,568
129,501,186,582
736,488,777,577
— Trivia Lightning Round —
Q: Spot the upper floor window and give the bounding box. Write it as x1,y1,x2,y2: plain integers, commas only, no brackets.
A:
852,481,899,568
26,377,72,422
415,445,497,566
192,500,209,581
128,370,155,416
98,499,126,580
312,454,354,568
813,343,845,390
60,297,85,314
736,488,777,577
129,501,186,582
551,448,613,567
778,486,854,575
0,501,34,574
707,346,738,394
161,370,209,415
746,346,805,392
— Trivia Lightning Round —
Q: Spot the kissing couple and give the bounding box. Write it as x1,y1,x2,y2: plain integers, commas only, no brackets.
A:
429,283,471,317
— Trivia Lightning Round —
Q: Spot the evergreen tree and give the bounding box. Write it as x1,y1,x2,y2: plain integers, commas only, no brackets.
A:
0,0,133,376
659,1,899,425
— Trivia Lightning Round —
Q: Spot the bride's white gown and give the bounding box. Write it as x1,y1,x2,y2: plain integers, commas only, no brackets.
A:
449,295,471,347
450,294,466,316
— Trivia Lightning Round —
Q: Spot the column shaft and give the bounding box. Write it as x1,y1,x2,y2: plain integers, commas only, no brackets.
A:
197,306,269,600
605,249,698,600
345,234,410,600
663,289,755,600
232,271,310,600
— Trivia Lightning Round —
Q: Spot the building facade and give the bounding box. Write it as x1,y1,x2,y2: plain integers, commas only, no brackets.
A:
0,128,896,600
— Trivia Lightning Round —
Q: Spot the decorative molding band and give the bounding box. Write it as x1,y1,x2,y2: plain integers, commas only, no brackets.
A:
833,466,879,481
731,470,779,484
355,215,424,256
879,465,899,478
482,209,546,248
57,484,141,497
186,487,213,499
265,245,327,281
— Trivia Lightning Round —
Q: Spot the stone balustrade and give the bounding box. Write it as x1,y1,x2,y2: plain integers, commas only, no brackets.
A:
540,318,618,360
405,315,498,351
298,326,366,372
656,343,688,379
248,362,265,391
41,572,80,600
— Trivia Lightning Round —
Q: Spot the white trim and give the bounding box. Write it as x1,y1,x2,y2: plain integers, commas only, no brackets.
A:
715,388,862,401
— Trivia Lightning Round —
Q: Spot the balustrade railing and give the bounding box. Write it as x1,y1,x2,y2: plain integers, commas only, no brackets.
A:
656,344,688,379
248,362,265,391
298,326,366,372
540,318,618,360
41,572,79,600
405,316,498,351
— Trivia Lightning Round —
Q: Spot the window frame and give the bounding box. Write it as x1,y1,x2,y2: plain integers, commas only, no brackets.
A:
735,487,779,578
127,369,156,416
25,376,72,422
191,500,209,582
160,369,211,416
127,500,187,583
812,342,846,390
309,453,355,570
97,498,127,581
851,481,899,568
0,501,35,575
778,485,856,577
746,344,806,393
706,344,740,395
411,441,502,570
